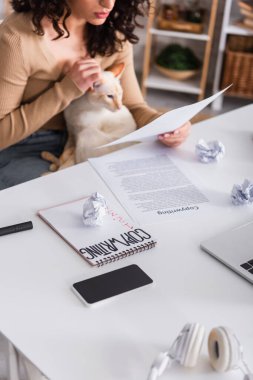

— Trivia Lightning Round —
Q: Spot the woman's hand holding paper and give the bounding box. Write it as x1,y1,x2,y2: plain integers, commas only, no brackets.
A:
158,121,191,147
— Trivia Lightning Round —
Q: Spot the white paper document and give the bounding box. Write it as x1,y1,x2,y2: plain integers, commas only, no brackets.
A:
100,86,231,148
89,142,210,224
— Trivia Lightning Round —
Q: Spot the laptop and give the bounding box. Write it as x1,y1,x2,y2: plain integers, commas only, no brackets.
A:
200,220,253,284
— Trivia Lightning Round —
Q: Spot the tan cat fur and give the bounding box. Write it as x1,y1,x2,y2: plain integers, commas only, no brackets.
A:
41,63,136,171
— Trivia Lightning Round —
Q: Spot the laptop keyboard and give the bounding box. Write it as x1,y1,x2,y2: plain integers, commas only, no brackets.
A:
240,259,253,274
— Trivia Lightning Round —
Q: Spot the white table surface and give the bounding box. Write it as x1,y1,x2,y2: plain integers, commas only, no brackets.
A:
0,105,253,380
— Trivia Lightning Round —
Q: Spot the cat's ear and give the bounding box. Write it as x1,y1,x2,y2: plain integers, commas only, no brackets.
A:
106,63,125,79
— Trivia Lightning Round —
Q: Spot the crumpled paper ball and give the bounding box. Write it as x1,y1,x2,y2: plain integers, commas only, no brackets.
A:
231,179,253,205
195,139,225,163
82,192,107,226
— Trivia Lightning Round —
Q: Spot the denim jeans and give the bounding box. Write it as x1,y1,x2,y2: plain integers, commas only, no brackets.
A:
0,130,67,191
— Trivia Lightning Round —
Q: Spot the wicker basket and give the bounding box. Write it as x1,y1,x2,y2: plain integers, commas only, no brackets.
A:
156,6,204,34
156,15,204,34
222,35,253,98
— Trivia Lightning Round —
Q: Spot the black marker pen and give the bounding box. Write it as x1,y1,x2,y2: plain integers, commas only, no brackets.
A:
0,221,33,236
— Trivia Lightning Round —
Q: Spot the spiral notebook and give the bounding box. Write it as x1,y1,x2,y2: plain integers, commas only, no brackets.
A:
38,196,157,267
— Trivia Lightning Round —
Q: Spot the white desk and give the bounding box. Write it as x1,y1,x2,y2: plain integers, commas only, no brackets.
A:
0,105,253,380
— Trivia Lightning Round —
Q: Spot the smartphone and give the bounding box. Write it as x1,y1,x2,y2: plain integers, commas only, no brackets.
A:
72,264,153,306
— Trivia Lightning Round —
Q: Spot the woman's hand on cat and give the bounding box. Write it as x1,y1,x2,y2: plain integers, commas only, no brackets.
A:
158,121,191,147
67,58,102,93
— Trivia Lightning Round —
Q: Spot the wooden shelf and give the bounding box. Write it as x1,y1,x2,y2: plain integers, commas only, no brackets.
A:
212,0,253,111
141,0,219,102
145,68,201,95
226,22,253,36
150,27,210,41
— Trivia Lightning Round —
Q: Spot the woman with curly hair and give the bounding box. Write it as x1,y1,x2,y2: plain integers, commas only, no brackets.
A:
0,0,191,191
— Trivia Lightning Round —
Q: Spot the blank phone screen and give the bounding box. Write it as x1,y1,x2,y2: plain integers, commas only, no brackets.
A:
72,264,153,304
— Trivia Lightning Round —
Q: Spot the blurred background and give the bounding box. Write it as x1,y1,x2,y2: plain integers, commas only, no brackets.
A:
0,0,253,116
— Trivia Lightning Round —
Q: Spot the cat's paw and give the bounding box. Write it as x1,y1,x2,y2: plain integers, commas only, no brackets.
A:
49,163,59,172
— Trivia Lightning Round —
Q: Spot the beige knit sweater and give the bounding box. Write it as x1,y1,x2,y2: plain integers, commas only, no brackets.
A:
0,12,160,150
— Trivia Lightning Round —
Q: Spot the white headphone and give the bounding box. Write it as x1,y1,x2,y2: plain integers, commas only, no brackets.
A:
148,323,253,380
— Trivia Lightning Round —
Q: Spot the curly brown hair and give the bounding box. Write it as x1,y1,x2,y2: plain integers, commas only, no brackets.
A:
10,0,151,57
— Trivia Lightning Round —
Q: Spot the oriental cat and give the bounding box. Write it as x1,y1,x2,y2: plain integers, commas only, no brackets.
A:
41,63,136,171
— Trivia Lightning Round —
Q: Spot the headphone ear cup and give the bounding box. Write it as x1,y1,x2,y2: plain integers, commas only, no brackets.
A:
208,326,241,372
180,323,205,368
